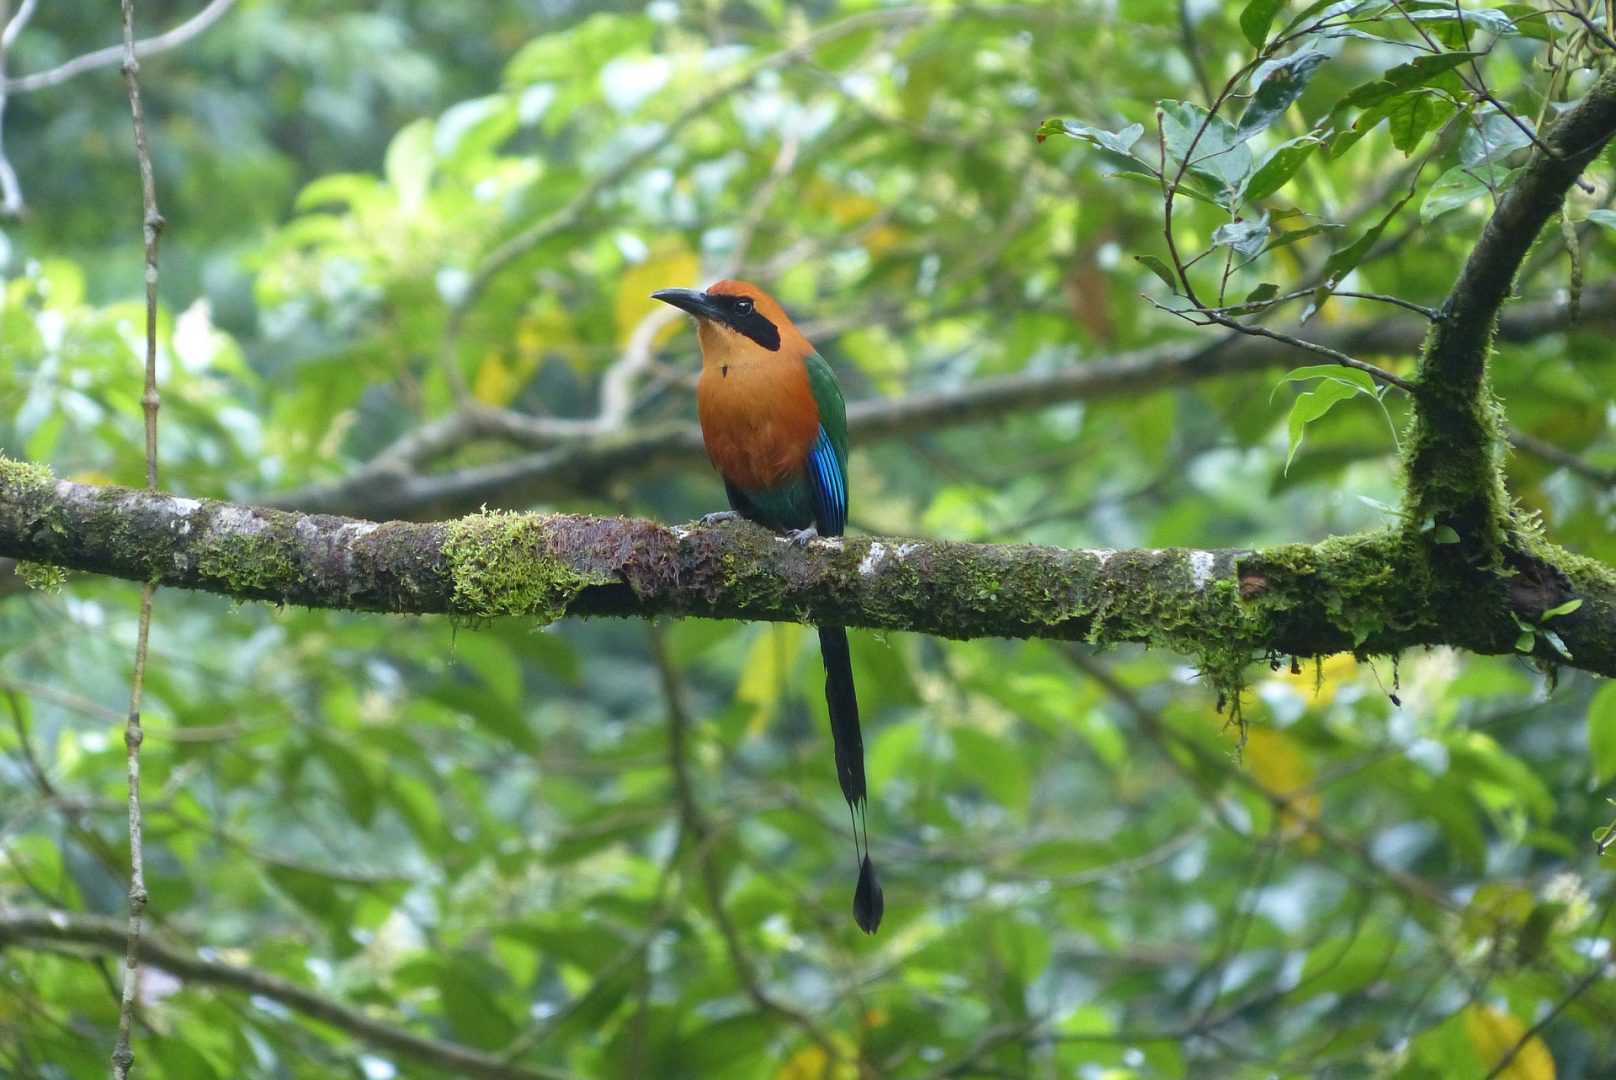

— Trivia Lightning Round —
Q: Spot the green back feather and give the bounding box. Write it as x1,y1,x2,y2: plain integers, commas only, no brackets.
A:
805,350,849,472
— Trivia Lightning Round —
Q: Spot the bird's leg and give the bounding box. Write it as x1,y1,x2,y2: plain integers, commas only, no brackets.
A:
700,509,743,525
786,524,820,546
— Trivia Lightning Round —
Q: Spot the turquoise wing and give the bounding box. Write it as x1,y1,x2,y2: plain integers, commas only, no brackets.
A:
806,427,847,536
803,351,850,537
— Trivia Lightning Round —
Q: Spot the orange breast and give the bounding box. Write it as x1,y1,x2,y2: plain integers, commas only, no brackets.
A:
696,354,820,492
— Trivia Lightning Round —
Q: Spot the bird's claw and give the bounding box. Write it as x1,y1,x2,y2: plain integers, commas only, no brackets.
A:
786,525,820,546
700,510,742,526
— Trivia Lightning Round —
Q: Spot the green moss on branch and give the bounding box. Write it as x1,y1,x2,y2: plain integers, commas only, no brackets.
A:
443,511,616,621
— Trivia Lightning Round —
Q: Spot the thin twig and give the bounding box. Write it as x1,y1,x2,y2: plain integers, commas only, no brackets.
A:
3,0,238,94
0,0,40,216
111,0,164,1075
1508,428,1616,487
1156,302,1419,392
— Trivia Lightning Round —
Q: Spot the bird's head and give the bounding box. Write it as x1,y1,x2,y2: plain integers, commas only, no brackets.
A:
651,279,810,360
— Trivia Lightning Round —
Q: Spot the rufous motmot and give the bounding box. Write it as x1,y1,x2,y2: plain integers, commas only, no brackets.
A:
652,279,883,934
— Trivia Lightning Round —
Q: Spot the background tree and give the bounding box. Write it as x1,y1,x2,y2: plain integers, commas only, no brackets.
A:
2,2,1615,1078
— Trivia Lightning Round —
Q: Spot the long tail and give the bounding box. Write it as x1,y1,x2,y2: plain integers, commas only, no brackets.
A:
818,626,883,933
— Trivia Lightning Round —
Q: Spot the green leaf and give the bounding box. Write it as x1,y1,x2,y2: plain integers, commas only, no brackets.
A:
266,864,351,930
1212,214,1271,258
1297,930,1401,996
1318,188,1415,290
1237,51,1329,139
1260,221,1342,254
1244,282,1281,306
953,726,1032,814
1240,0,1287,47
383,118,437,208
1540,598,1582,620
1515,629,1536,653
1421,162,1513,223
1498,3,1552,40
1541,628,1572,660
1459,108,1536,167
1159,100,1253,206
422,681,536,752
1386,91,1452,154
1043,118,1147,156
736,622,805,731
1431,525,1461,544
294,173,382,212
1334,51,1483,113
1247,136,1321,200
434,94,520,164
1585,209,1616,232
438,957,521,1050
1135,254,1181,292
1405,6,1519,40
1277,363,1378,394
1285,379,1358,472
1515,901,1565,965
1590,683,1616,785
1113,169,1222,207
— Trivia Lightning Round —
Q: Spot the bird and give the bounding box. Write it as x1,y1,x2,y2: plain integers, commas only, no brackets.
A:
652,279,883,934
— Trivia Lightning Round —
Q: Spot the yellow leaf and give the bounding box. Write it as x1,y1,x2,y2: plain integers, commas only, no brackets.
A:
1464,1005,1555,1080
1310,652,1357,705
774,1044,858,1080
736,624,805,738
1244,726,1321,849
472,353,519,406
518,294,588,373
616,243,700,349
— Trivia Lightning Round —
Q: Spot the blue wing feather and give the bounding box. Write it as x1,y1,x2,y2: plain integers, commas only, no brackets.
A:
806,425,848,537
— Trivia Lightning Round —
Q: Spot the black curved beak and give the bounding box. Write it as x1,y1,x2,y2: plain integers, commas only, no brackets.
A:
650,287,723,322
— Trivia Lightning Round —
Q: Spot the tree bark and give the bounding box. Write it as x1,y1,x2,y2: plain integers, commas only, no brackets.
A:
5,461,1614,684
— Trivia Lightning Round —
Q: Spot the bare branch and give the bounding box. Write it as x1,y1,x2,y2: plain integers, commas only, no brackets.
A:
3,0,238,94
275,285,1616,521
0,0,41,216
111,0,166,1073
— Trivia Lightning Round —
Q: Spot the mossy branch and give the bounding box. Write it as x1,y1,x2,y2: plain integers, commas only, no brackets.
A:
1406,64,1616,545
7,458,1616,681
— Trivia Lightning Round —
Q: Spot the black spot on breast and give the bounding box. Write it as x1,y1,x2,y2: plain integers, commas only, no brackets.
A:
722,364,730,378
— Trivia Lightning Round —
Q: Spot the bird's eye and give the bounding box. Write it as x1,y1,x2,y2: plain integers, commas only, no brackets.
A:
734,298,754,315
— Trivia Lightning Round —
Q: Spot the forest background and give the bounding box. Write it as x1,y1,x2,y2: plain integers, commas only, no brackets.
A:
2,1,1616,1078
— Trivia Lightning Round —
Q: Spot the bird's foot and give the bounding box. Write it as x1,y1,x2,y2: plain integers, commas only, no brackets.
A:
786,525,820,546
700,510,742,526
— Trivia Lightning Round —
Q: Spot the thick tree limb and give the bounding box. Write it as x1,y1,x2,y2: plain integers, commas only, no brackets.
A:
0,908,575,1080
273,285,1616,521
6,461,1615,679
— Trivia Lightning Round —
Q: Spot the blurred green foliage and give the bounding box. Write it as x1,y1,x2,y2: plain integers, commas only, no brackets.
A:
2,2,1615,1078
